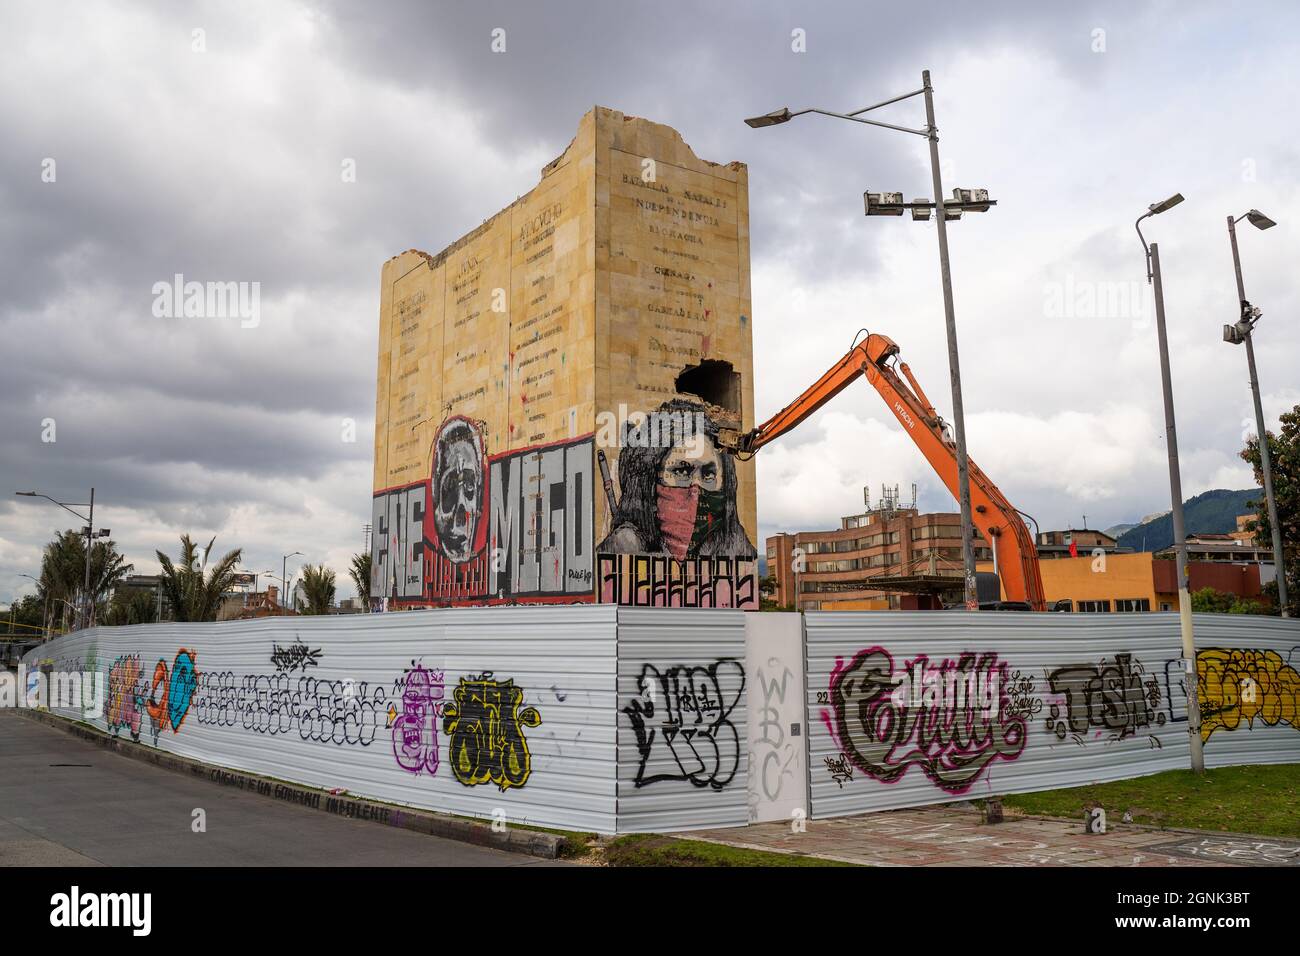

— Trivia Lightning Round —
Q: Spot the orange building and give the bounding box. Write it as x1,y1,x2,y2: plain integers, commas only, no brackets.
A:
977,551,1270,612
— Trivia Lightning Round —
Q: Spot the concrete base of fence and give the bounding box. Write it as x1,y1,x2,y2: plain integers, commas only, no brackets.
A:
12,707,566,860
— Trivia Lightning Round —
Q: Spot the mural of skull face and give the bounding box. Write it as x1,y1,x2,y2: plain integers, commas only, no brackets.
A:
431,418,485,563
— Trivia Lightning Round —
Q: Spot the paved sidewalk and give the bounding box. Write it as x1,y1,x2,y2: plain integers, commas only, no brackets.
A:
0,711,565,867
679,805,1300,867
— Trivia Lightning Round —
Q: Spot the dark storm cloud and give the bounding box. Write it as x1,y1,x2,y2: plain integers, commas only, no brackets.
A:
316,0,1137,279
0,0,1290,593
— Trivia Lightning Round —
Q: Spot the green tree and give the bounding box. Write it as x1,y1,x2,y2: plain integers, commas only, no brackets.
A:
155,534,243,622
37,530,133,629
297,564,336,615
1241,403,1300,616
1190,587,1236,613
102,586,158,626
1190,586,1265,615
2,595,46,637
349,552,372,606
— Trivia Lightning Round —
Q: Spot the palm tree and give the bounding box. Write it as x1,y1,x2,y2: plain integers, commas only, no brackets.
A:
39,530,85,631
349,552,372,607
37,530,132,629
155,534,243,622
297,564,336,615
87,539,133,626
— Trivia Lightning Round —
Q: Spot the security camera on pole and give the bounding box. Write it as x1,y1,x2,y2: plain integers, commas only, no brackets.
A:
1223,208,1289,617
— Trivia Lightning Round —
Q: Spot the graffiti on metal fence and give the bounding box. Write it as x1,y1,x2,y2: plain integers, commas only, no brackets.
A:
82,643,99,719
390,662,444,776
106,654,143,741
106,649,196,744
442,672,542,791
1003,669,1042,722
271,640,322,673
1198,647,1300,742
748,658,798,814
192,670,389,746
1044,653,1165,748
822,647,1027,794
825,753,853,788
623,660,745,790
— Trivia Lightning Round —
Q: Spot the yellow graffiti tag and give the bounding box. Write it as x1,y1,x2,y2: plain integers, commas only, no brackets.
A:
1198,648,1300,742
442,673,542,792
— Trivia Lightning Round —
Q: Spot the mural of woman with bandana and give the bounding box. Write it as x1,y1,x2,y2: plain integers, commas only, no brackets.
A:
597,398,756,560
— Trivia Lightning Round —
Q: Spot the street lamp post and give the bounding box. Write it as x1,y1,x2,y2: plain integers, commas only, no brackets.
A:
282,552,302,611
17,573,48,640
1224,209,1289,617
745,70,992,609
1136,193,1204,775
15,488,104,630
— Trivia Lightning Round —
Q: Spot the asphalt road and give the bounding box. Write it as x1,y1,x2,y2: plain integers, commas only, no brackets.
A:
0,713,566,867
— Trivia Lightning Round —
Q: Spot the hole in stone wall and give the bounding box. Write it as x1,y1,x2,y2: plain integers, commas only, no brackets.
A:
675,360,741,415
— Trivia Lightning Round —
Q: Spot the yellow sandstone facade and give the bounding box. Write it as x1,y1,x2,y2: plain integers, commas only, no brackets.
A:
371,107,757,608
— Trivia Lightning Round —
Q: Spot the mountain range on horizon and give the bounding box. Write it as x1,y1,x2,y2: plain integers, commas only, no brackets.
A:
1111,488,1262,553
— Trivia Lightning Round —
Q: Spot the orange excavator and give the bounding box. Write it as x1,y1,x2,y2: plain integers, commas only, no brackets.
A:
722,331,1047,610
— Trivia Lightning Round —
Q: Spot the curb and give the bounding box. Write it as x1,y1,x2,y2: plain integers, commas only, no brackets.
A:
1004,807,1298,846
8,708,565,860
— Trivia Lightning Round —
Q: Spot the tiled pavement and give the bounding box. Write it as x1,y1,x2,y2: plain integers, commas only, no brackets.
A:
678,805,1300,866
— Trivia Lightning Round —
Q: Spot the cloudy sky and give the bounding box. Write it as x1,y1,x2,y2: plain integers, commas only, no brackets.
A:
2,0,1298,602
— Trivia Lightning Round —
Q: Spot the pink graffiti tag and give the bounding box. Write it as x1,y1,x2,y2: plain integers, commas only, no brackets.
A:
392,664,444,776
823,647,1027,793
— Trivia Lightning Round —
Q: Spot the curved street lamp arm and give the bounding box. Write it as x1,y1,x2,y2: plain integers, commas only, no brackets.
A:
1135,212,1154,282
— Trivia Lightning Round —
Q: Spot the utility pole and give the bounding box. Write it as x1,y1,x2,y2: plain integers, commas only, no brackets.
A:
83,487,94,630
1225,211,1288,616
922,70,978,610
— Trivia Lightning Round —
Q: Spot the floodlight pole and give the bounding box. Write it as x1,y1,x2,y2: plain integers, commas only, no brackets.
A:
1227,215,1289,616
922,70,978,609
744,71,983,610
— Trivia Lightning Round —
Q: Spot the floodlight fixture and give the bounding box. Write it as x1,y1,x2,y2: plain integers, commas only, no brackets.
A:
1149,193,1185,215
743,108,793,128
1245,209,1276,230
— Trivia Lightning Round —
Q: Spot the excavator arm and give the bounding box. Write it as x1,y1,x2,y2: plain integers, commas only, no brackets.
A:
724,332,1046,610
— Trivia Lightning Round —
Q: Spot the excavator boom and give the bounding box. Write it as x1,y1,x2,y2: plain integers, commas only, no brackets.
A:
727,332,1046,610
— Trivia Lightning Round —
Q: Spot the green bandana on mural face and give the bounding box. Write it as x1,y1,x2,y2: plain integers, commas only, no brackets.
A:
689,488,728,554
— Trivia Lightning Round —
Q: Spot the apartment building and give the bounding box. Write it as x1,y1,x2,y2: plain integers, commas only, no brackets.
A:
767,508,992,611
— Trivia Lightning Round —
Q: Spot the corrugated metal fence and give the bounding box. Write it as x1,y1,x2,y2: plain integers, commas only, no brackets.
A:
15,608,1300,834
22,606,622,833
806,611,1300,818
